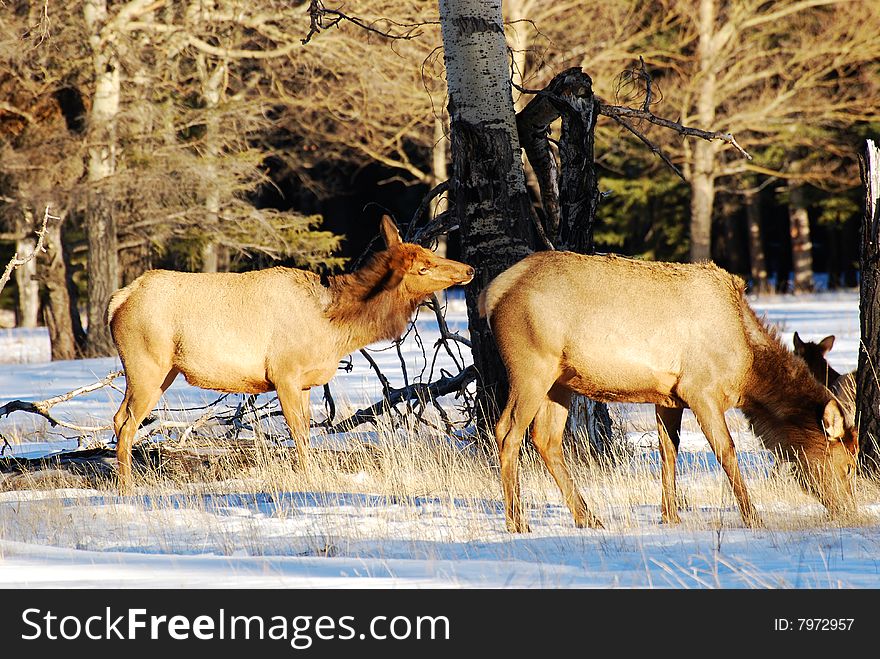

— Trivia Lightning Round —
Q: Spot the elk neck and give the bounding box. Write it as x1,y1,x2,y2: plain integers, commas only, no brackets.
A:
738,315,832,458
324,256,421,355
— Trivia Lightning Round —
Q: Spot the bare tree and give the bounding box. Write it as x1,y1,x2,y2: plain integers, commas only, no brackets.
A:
2,1,346,358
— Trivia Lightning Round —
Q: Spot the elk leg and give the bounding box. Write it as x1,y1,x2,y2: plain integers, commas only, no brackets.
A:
691,402,762,528
531,385,603,529
656,405,684,524
495,375,553,533
113,367,178,494
276,380,311,473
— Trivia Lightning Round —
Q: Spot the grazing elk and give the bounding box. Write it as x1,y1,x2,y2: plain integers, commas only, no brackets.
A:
108,216,474,493
793,333,856,423
480,251,858,533
793,333,841,387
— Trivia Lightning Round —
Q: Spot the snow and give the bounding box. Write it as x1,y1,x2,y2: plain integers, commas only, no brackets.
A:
1,289,878,589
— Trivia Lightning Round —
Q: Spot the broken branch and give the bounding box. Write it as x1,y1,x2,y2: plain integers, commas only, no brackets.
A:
0,370,124,432
0,205,55,296
598,103,753,160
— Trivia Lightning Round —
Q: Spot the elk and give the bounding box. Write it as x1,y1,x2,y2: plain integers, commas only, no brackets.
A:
108,215,474,493
793,333,856,423
793,333,841,387
480,251,858,533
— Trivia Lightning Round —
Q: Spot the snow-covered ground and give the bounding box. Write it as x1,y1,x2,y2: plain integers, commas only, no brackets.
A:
1,289,877,589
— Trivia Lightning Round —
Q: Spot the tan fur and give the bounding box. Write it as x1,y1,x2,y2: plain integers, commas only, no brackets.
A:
108,216,474,492
482,251,858,532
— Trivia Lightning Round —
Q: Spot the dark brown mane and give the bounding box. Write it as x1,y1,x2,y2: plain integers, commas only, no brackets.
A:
738,302,834,457
323,247,421,351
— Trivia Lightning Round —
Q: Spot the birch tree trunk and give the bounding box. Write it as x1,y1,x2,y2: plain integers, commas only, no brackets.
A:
198,56,226,273
689,0,718,263
83,0,121,356
431,115,449,258
14,212,40,328
857,139,880,471
439,0,534,425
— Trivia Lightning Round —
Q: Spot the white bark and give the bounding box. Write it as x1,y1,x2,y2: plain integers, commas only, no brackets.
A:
440,0,526,196
690,0,719,263
431,115,449,257
198,56,226,273
14,235,40,328
83,0,122,355
85,0,120,184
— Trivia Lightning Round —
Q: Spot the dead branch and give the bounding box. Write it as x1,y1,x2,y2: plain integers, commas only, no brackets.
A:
325,365,477,433
301,0,425,45
598,102,753,160
607,113,685,181
410,210,458,246
0,205,55,296
426,294,471,351
403,181,449,242
0,370,125,433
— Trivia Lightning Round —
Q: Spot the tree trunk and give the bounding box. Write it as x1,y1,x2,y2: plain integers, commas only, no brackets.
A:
439,0,534,427
84,0,120,356
788,183,814,293
554,73,614,451
119,242,151,286
515,67,614,453
857,139,880,472
689,0,718,263
198,58,226,273
14,212,40,328
38,216,79,361
431,114,449,258
690,149,715,262
744,183,771,294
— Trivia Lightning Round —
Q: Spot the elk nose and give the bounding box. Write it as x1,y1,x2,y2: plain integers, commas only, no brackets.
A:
465,266,475,279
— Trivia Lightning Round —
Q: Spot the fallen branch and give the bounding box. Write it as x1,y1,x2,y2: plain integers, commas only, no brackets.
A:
325,365,477,434
0,370,124,432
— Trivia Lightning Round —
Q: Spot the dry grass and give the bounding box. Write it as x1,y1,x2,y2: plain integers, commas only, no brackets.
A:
1,404,878,575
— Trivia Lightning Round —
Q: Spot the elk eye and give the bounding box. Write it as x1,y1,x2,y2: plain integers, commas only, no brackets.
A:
418,266,431,275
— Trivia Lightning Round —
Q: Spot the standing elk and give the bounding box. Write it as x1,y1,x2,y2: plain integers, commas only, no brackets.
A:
108,215,474,493
480,251,858,533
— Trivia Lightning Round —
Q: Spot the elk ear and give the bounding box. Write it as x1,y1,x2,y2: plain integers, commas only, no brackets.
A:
818,335,836,355
823,399,845,441
381,268,405,291
379,214,402,248
793,332,805,353
373,251,411,294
